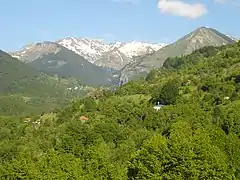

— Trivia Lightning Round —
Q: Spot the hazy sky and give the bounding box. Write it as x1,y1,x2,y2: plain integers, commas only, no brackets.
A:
1,0,239,51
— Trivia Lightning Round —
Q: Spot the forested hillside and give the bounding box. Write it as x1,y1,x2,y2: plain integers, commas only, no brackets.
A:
0,50,91,115
1,41,240,179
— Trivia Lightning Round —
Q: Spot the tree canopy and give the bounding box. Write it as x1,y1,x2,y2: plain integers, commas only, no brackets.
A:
1,43,240,179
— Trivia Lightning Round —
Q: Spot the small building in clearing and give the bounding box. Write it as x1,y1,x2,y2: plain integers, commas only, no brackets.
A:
79,116,89,123
153,102,164,111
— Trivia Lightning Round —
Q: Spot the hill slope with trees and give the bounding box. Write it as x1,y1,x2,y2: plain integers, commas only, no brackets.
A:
10,42,116,86
1,41,240,179
0,50,91,115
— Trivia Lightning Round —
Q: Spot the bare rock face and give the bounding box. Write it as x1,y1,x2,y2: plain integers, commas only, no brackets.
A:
10,42,62,62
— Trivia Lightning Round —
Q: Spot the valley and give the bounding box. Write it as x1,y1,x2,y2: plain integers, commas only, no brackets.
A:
1,39,240,179
1,26,238,116
10,27,237,86
1,23,240,179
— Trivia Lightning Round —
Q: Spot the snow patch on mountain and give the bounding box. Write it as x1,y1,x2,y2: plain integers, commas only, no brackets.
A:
57,38,110,63
57,38,166,63
117,41,166,58
226,35,238,42
10,37,167,69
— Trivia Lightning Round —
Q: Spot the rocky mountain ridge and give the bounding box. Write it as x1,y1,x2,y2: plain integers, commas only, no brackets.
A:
10,42,116,86
11,38,166,70
9,27,238,86
11,41,62,62
57,38,166,62
57,38,166,69
119,27,237,82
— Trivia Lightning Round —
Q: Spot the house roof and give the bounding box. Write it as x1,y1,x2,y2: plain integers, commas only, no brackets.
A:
79,116,89,121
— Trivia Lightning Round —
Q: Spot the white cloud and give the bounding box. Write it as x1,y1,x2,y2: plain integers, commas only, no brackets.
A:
158,0,207,19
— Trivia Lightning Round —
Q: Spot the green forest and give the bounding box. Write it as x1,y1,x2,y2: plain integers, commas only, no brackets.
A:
0,49,94,116
1,41,240,179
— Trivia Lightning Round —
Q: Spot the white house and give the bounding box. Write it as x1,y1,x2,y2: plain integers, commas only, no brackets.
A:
153,101,164,110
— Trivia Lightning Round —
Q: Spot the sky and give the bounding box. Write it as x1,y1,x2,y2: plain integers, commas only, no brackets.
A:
0,0,239,51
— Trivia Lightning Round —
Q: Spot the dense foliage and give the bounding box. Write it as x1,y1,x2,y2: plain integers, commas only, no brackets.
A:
0,50,91,115
1,43,240,179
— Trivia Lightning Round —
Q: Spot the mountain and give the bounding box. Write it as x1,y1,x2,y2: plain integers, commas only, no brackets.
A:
56,38,109,64
57,38,166,69
119,27,237,82
226,35,239,42
0,49,54,95
11,42,115,86
0,49,94,115
0,49,66,114
2,42,240,179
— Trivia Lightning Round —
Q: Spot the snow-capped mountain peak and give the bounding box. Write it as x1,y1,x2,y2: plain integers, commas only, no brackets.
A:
117,41,166,58
10,37,167,70
57,37,109,63
57,38,166,64
226,35,239,42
